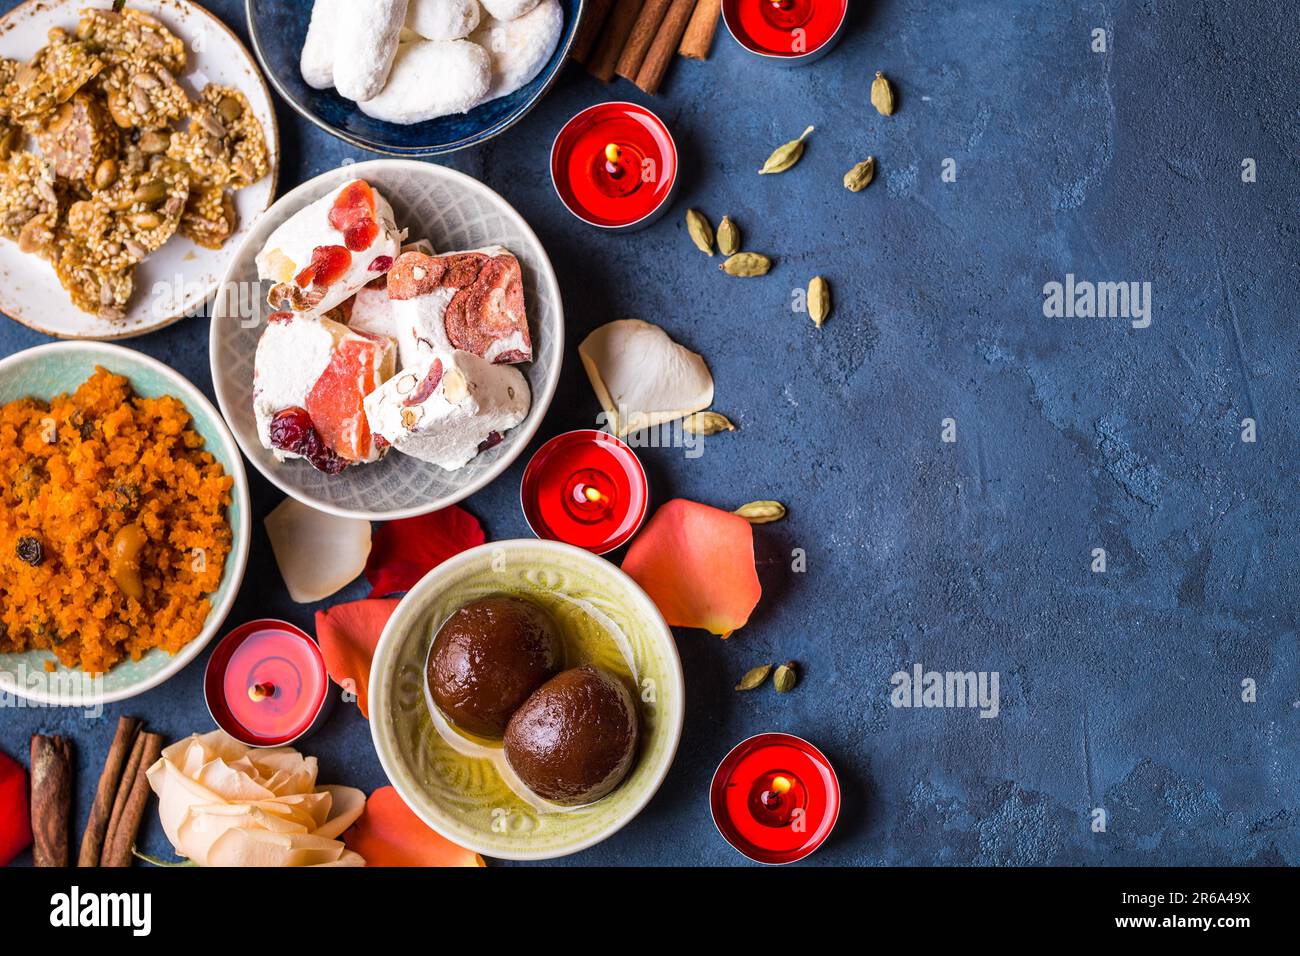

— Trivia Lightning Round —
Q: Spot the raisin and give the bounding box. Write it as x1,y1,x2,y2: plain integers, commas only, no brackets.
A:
16,536,43,566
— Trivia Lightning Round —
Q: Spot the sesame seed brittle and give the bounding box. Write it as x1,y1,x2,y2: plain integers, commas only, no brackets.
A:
167,84,268,190
0,8,269,321
76,7,187,74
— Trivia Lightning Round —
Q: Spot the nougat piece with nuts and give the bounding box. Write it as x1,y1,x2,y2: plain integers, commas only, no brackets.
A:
64,156,189,270
76,7,187,74
54,242,135,320
6,41,104,123
167,84,268,189
34,90,119,188
101,55,188,130
179,186,238,250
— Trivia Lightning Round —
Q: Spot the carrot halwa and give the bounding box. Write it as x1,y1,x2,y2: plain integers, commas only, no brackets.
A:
0,367,232,673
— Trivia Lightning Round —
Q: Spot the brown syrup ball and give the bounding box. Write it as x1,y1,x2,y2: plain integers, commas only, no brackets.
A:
503,666,639,806
426,596,563,738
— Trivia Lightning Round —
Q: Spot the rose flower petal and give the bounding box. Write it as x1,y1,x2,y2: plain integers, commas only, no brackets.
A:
365,506,486,597
315,598,401,718
345,786,483,867
622,498,762,637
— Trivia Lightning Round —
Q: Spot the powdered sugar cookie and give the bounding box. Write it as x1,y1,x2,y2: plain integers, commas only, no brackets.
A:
300,0,341,90
358,40,490,124
333,0,408,102
472,0,563,102
479,0,542,20
406,0,481,41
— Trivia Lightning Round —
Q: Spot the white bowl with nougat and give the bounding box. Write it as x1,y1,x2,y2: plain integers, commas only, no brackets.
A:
209,158,563,520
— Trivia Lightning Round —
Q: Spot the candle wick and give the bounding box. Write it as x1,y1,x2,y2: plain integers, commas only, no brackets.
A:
249,681,276,702
604,143,625,179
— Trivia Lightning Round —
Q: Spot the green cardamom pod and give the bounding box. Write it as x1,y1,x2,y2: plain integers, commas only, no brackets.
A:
683,411,737,435
773,662,799,693
808,276,831,327
717,215,740,256
686,208,714,256
720,252,772,277
736,664,773,692
844,156,876,192
758,125,814,175
734,500,787,523
871,71,895,115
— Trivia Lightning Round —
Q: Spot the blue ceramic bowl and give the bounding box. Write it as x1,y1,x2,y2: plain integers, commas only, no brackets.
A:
0,342,251,705
246,0,583,156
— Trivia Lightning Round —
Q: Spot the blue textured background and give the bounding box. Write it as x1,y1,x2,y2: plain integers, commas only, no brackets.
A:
3,0,1298,866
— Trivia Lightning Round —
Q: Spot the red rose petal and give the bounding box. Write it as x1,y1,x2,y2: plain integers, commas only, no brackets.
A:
345,786,483,867
365,506,486,598
315,598,401,718
0,749,31,866
622,499,762,637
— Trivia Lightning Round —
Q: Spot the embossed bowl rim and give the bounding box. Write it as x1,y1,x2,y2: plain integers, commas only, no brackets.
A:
368,539,685,861
209,158,564,520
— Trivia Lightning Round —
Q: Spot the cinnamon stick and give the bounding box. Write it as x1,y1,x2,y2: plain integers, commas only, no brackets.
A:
103,731,163,868
30,735,73,867
678,0,721,60
100,728,145,865
615,0,672,81
571,0,615,63
588,0,643,82
635,0,698,94
78,716,141,867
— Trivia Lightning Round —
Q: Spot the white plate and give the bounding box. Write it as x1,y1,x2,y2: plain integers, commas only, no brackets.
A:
0,0,280,340
210,158,564,520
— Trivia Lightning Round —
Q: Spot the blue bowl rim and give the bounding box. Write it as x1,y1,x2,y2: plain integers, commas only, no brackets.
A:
244,0,586,158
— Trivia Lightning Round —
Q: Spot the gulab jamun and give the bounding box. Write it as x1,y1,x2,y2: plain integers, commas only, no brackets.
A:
504,665,639,805
426,595,563,738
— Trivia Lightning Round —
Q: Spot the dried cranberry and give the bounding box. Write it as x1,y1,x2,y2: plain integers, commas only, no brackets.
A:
267,310,294,324
269,407,348,475
367,255,393,273
478,431,504,453
373,433,390,451
16,536,42,566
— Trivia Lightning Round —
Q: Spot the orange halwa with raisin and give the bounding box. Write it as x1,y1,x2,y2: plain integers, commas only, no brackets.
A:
0,367,231,673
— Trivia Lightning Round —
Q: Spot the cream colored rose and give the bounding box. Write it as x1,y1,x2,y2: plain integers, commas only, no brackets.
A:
145,730,366,867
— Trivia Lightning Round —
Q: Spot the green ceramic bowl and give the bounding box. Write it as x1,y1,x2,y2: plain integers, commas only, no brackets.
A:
0,342,251,705
370,540,684,861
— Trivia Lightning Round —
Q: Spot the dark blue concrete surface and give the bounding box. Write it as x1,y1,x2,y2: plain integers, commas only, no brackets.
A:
3,0,1298,867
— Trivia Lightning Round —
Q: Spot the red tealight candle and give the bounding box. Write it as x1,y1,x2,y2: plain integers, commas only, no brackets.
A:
710,733,841,864
551,102,678,230
521,430,649,555
204,620,330,748
722,0,849,64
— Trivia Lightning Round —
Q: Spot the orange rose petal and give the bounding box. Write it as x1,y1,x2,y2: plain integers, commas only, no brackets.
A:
345,786,484,867
315,598,401,718
622,498,762,637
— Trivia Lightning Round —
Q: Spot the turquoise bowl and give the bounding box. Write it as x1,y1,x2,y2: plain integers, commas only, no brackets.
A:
0,343,251,705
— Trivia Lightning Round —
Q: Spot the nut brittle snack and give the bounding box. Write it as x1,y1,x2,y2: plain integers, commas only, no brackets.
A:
0,5,270,322
76,7,187,74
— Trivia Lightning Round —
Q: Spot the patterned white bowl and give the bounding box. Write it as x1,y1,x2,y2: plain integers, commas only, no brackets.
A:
210,159,563,519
